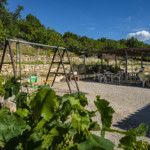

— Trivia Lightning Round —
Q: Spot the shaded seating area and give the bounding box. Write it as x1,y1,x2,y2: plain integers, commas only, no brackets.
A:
94,70,124,84
77,47,150,87
100,48,150,87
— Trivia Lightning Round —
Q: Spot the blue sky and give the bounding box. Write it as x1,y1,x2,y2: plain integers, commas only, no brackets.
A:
7,0,150,42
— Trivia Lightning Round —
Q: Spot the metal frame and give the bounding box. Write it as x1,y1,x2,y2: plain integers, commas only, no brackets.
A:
0,39,80,93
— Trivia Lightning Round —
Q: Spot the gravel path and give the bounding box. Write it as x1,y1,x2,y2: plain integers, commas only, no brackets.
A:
53,81,150,145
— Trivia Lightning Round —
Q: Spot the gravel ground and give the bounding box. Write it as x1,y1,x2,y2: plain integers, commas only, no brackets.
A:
53,81,150,146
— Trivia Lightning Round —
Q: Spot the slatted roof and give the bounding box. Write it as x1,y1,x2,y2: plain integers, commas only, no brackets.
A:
98,48,150,57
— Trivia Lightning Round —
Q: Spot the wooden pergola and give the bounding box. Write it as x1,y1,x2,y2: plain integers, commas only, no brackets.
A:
98,47,150,78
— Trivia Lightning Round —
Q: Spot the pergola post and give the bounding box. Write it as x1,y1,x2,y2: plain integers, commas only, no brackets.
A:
101,54,103,69
83,54,86,78
125,50,128,80
141,52,143,68
115,54,117,69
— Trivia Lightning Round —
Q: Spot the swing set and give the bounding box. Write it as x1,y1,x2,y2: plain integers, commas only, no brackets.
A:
0,39,80,93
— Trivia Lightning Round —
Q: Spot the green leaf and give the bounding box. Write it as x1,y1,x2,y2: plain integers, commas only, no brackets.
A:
78,134,114,150
15,92,28,109
89,121,100,131
119,135,136,149
0,108,30,147
60,100,72,122
41,127,59,149
71,112,91,132
4,77,21,99
0,74,5,96
62,94,86,110
30,87,58,121
119,124,149,150
69,92,88,107
127,123,148,136
34,119,47,130
94,96,115,129
15,108,29,118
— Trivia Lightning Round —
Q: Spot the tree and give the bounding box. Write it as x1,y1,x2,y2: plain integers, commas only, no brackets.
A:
46,28,65,46
79,36,95,56
126,37,145,48
0,20,7,48
63,32,82,54
0,1,23,39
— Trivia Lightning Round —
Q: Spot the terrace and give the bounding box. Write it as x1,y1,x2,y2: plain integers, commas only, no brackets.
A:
76,48,150,88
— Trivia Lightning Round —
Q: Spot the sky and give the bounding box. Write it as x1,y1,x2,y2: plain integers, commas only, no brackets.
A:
7,0,150,42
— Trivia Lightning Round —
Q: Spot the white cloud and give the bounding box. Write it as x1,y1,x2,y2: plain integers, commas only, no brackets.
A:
128,30,150,41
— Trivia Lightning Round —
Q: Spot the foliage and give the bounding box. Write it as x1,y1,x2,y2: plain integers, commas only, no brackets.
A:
0,0,150,56
0,74,5,96
74,63,121,75
0,20,7,47
0,77,149,149
118,123,149,150
78,134,114,150
0,108,30,148
30,87,58,121
95,96,115,137
4,77,21,99
126,37,145,48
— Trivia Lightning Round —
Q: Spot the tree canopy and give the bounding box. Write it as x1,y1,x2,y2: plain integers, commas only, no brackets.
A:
0,0,150,55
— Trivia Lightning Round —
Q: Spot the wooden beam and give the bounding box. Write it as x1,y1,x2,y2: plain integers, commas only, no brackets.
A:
46,49,57,81
0,40,8,73
101,54,103,69
115,54,117,68
141,52,143,68
8,41,17,78
7,39,66,50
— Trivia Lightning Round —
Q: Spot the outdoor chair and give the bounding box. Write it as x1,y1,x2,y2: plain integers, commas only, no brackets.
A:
104,71,114,82
138,72,150,87
111,73,122,83
128,72,138,81
97,73,107,83
93,72,97,81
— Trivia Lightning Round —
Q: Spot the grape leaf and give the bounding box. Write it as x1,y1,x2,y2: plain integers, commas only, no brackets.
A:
94,96,115,128
30,87,58,121
78,134,114,150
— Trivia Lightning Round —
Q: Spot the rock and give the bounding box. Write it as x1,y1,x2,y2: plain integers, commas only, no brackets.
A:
0,96,16,112
3,100,16,112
